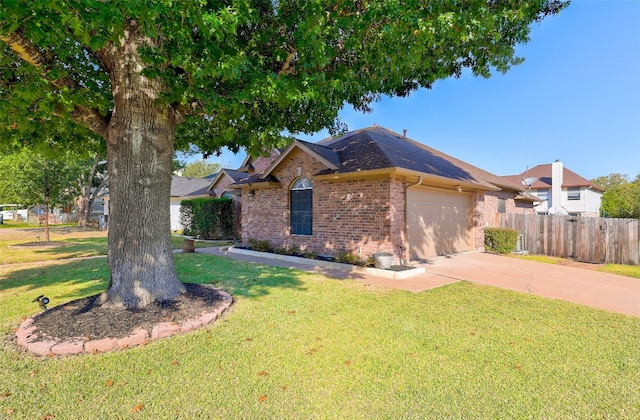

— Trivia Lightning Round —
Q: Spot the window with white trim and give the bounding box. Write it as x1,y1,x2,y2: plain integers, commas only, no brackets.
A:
567,187,581,201
290,177,312,235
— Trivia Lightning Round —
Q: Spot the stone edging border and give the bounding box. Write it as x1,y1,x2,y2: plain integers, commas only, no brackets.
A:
15,288,233,357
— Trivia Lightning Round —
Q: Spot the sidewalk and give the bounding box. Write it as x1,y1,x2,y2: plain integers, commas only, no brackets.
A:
197,247,640,318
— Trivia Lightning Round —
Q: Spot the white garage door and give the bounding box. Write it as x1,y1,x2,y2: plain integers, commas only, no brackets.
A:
407,187,473,260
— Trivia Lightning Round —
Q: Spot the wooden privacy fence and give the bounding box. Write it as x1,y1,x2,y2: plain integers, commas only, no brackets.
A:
495,214,640,265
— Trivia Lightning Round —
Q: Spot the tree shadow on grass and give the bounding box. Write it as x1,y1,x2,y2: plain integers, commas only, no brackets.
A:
0,253,307,330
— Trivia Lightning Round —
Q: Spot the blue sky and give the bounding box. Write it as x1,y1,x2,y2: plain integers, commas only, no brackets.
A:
203,0,639,181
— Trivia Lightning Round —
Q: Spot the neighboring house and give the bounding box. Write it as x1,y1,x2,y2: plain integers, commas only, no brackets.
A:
169,176,213,231
503,161,604,217
229,126,536,263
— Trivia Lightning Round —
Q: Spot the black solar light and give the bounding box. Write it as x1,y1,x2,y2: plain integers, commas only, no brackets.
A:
32,295,50,310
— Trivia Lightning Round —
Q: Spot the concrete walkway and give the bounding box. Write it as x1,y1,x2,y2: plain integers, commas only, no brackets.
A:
197,248,640,318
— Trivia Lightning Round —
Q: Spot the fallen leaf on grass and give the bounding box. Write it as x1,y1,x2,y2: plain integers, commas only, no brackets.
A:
245,337,253,342
257,371,268,376
131,404,144,413
514,365,522,370
5,408,15,415
281,386,287,391
345,360,352,366
41,415,54,419
258,395,267,403
171,360,178,366
1,392,11,398
105,379,114,387
29,370,38,377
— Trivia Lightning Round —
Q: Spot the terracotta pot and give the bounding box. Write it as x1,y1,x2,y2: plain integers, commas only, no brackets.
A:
183,239,195,253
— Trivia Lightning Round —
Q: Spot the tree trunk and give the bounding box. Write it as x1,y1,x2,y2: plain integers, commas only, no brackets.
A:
43,195,50,242
98,20,184,309
76,185,91,228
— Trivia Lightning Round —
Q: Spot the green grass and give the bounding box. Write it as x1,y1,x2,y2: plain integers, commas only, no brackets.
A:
510,254,564,265
600,264,640,279
1,251,640,418
512,254,640,279
0,227,224,264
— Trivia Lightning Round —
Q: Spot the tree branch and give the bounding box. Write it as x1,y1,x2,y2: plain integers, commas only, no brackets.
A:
278,49,297,75
0,31,109,138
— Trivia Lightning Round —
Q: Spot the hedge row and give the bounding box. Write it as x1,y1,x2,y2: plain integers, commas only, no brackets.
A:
180,198,235,239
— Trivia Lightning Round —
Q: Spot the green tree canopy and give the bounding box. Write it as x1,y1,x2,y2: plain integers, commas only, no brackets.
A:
594,173,640,219
0,149,85,240
182,160,222,178
0,1,568,309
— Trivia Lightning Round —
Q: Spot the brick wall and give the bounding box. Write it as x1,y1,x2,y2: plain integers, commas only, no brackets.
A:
241,148,402,261
474,190,534,250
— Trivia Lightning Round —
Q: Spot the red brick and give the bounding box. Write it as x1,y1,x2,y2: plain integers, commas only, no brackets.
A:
117,327,149,349
151,322,180,340
199,312,218,325
28,340,57,356
51,340,85,355
16,325,38,347
85,337,118,354
180,318,203,333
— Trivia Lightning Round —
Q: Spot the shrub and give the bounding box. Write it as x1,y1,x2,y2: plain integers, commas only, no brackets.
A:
335,250,362,265
247,238,273,252
302,249,318,259
180,198,235,239
484,228,520,254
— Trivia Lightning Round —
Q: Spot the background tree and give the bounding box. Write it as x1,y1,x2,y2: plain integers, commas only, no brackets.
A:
594,174,640,218
0,150,83,241
75,154,108,227
182,160,223,179
0,1,568,309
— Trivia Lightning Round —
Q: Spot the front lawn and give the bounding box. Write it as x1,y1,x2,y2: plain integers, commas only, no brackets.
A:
1,253,639,418
0,227,224,264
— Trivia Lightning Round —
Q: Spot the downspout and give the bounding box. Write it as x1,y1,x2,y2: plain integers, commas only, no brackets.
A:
403,175,423,265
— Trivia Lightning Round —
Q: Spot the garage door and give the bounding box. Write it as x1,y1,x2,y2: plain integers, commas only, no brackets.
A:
407,187,473,260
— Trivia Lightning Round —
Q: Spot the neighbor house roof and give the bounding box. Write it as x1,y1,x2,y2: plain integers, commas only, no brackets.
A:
502,164,605,192
207,169,250,194
171,176,212,198
232,126,531,195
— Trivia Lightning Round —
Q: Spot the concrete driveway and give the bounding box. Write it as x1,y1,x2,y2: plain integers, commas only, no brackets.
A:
200,248,640,318
421,252,640,317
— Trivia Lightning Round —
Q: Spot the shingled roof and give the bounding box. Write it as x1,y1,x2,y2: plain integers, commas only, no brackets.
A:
170,176,212,197
502,164,605,192
230,126,533,195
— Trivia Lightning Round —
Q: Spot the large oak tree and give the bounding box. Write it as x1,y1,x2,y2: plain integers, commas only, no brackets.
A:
0,0,567,309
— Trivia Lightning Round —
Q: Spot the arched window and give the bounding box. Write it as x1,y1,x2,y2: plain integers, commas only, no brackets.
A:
221,191,233,200
290,177,312,235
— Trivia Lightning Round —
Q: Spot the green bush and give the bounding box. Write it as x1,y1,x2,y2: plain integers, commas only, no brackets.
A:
484,228,520,254
180,198,235,239
247,238,273,252
335,250,363,265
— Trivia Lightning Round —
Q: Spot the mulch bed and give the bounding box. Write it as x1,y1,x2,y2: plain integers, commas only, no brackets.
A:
30,283,226,342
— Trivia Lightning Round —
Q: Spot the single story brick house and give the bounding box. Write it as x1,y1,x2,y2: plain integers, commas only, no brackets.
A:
230,126,536,263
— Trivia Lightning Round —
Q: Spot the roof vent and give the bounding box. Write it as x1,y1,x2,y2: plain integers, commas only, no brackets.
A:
402,129,407,138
